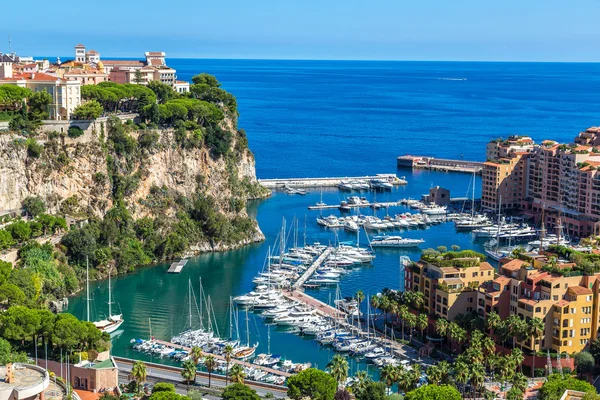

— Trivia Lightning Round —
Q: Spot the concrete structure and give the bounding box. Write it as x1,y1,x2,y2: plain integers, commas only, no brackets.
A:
397,155,484,174
423,186,451,206
0,363,55,400
40,355,118,393
173,81,190,93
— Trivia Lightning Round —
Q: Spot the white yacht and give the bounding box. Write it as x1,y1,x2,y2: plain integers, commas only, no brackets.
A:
370,235,425,248
420,205,447,215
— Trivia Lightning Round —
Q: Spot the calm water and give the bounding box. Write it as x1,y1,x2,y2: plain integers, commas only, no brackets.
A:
68,60,600,371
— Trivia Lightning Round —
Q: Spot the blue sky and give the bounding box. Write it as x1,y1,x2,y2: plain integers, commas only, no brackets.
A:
2,0,600,61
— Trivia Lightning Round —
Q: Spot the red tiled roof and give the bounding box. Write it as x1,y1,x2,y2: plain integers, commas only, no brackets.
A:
149,59,163,66
87,50,98,54
501,259,526,271
75,44,85,48
102,60,144,66
480,262,494,271
494,276,511,285
11,72,61,82
146,52,164,56
23,63,37,68
568,286,593,295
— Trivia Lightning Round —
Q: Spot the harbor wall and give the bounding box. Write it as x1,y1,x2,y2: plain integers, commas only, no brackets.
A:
397,155,484,174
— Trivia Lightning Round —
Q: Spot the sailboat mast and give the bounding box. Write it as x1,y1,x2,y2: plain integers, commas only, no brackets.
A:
86,256,90,322
108,270,112,317
279,218,285,267
246,308,250,347
188,280,193,328
199,277,203,327
471,170,475,219
539,206,546,253
303,215,307,247
267,324,271,355
496,196,502,253
229,297,233,339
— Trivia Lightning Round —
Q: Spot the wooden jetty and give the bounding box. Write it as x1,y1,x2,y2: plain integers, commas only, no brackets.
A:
397,155,484,174
292,247,333,289
167,258,188,274
149,339,291,377
259,174,407,189
308,201,400,210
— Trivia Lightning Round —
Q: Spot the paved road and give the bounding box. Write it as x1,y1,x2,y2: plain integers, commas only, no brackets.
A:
115,360,288,399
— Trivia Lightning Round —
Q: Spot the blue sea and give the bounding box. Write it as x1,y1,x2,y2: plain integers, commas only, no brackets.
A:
170,60,600,178
69,60,600,376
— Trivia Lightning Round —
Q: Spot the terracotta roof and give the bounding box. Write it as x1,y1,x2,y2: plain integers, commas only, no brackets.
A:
149,59,163,66
146,52,164,56
480,262,494,271
440,267,460,273
494,276,511,285
567,286,593,296
541,275,561,282
519,298,539,306
75,44,85,47
23,63,37,68
555,300,570,307
441,278,463,285
501,259,526,271
87,50,98,54
175,80,188,84
102,60,144,66
13,72,62,82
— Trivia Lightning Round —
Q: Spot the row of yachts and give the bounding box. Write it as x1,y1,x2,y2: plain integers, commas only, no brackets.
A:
234,287,408,369
317,213,446,231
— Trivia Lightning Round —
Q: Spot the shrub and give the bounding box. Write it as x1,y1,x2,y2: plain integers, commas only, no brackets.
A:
68,126,84,138
26,138,43,158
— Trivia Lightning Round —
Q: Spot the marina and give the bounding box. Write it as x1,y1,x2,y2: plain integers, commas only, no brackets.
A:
397,155,484,174
259,174,407,189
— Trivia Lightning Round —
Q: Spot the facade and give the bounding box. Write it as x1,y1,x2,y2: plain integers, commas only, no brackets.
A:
174,81,190,93
38,353,118,393
0,363,71,400
407,251,600,354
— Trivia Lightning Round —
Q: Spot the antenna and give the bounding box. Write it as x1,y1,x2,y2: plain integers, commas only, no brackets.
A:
8,36,12,54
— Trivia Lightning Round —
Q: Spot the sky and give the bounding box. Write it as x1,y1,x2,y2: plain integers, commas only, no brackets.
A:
2,0,600,61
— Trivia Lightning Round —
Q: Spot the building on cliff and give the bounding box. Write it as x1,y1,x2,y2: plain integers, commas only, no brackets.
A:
481,128,600,238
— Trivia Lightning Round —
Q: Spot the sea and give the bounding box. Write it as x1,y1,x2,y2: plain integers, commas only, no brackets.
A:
67,60,600,375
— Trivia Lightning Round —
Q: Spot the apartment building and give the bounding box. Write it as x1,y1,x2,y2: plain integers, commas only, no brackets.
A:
481,128,600,238
407,252,600,354
405,255,494,320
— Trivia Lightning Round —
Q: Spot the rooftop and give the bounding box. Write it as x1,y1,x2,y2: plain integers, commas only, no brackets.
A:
567,286,593,296
501,259,526,272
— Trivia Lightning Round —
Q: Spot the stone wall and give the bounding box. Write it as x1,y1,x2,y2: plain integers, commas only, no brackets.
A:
38,114,139,138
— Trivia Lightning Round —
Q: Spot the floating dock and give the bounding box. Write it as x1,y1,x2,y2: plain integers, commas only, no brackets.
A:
292,247,333,289
259,174,407,189
167,259,188,274
397,155,484,174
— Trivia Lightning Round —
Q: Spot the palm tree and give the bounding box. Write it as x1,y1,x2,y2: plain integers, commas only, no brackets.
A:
511,371,528,394
470,363,486,398
486,353,499,381
529,317,545,378
131,360,147,394
406,313,417,343
453,360,469,396
435,318,449,352
451,244,460,252
370,295,380,320
417,314,428,341
426,365,442,385
516,318,529,351
398,305,408,340
511,348,525,373
352,371,370,393
229,363,246,384
204,355,216,388
327,355,349,387
191,346,203,365
224,344,234,385
486,311,501,339
437,361,450,385
506,315,521,349
355,290,365,328
380,364,396,391
482,336,496,358
181,359,197,390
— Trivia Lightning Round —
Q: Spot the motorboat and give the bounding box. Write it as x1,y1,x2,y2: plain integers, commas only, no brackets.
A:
420,205,447,215
370,235,424,248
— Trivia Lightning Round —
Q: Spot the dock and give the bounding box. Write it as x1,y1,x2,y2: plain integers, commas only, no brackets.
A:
308,201,400,210
397,155,484,174
148,339,291,378
167,259,188,274
259,174,407,189
292,247,333,289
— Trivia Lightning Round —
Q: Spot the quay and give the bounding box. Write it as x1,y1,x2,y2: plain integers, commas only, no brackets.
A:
397,155,484,174
292,247,333,289
144,339,291,378
167,259,188,274
259,174,407,189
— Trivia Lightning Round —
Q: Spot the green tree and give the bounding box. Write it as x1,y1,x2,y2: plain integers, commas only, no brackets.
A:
539,374,597,400
204,355,216,388
353,381,386,400
405,384,461,400
221,383,260,400
147,81,176,104
149,392,187,400
327,354,349,387
575,351,595,376
7,220,32,242
73,100,103,120
151,383,175,393
191,73,221,87
0,338,27,364
417,313,428,341
0,261,11,286
506,386,525,400
131,360,147,394
223,344,233,386
22,196,46,217
28,90,53,121
0,230,14,250
286,368,337,400
229,363,245,385
181,359,196,390
134,70,144,84
0,284,25,306
0,305,40,341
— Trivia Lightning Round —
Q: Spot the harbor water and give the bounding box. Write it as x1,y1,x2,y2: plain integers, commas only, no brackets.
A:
68,170,483,374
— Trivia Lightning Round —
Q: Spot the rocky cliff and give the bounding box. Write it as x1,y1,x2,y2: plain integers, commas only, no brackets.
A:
0,116,268,252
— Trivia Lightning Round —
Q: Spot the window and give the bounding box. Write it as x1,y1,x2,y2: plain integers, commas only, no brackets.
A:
472,272,478,277
587,295,592,302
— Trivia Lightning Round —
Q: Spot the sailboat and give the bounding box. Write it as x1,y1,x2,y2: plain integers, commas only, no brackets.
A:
90,261,124,334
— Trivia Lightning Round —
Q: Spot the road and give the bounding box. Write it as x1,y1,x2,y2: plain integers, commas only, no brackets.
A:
115,358,288,399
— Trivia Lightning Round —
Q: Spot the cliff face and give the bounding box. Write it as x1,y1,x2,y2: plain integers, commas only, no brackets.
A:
0,119,267,251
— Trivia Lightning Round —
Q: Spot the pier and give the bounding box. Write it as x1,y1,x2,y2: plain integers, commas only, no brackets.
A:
259,174,407,189
308,201,400,210
167,259,188,274
397,155,484,174
292,247,333,289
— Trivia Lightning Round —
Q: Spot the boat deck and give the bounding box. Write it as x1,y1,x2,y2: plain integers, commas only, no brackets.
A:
308,201,400,210
167,259,188,274
259,174,407,189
